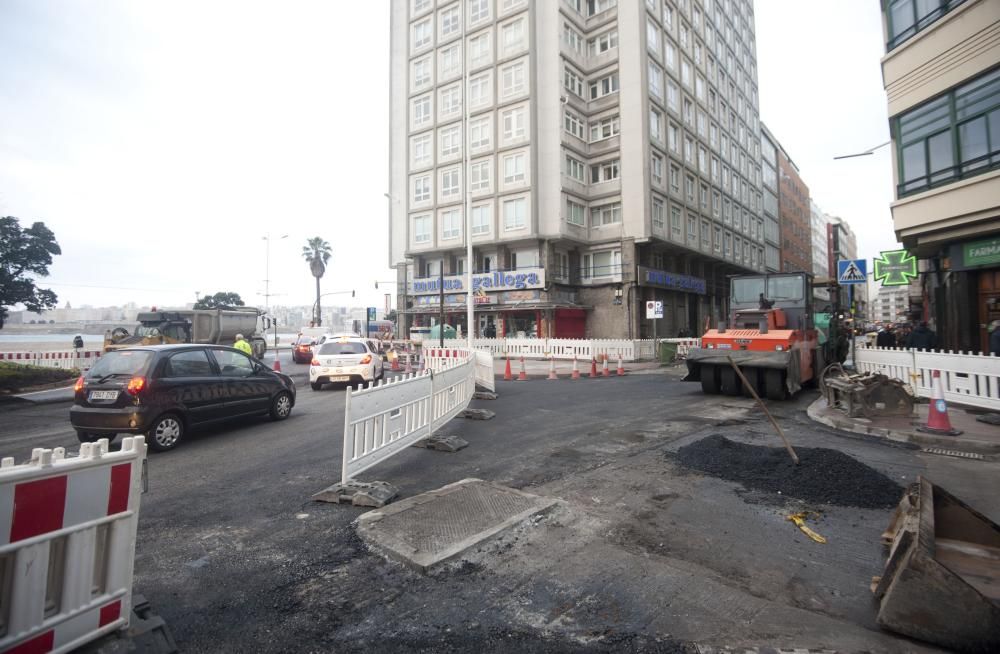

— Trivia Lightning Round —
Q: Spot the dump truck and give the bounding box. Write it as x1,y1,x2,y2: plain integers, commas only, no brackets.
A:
684,272,822,399
103,307,269,358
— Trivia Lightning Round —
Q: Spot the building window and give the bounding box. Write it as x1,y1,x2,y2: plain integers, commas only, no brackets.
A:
412,57,432,89
651,153,664,186
414,214,431,243
589,73,619,100
587,0,618,17
413,0,432,14
471,204,491,235
668,123,679,153
440,44,461,78
663,4,673,28
591,202,621,225
412,94,431,127
685,174,695,203
647,18,661,52
590,115,620,142
440,6,461,39
648,60,663,98
556,252,570,280
712,223,721,253
565,155,586,182
670,205,682,240
412,19,432,50
886,0,968,50
470,115,492,150
501,107,525,141
652,195,665,228
412,133,432,167
896,67,1000,196
684,136,693,163
650,108,663,142
469,32,491,67
687,214,698,247
681,59,692,88
563,67,584,97
712,190,721,218
588,29,618,56
669,163,680,195
440,124,461,158
698,145,707,173
564,110,585,139
441,209,461,240
501,61,525,97
469,0,490,24
583,249,621,278
563,23,583,53
503,197,526,230
471,160,491,192
666,79,679,112
469,73,491,108
440,168,460,199
699,183,708,210
590,159,620,183
413,175,431,203
566,198,586,226
440,84,462,118
501,17,526,56
503,152,525,183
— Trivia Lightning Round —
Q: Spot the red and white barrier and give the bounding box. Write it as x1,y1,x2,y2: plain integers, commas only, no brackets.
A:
0,351,102,371
0,436,147,654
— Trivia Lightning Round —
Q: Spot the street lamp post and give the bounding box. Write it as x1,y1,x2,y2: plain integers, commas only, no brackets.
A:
262,234,288,312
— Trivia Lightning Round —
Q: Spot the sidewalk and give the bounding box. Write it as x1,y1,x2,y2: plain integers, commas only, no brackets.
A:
808,396,1000,457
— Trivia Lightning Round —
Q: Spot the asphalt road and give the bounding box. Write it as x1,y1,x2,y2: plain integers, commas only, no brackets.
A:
3,366,997,652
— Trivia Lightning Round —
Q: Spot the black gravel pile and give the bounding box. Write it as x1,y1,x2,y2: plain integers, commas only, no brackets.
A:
675,435,903,509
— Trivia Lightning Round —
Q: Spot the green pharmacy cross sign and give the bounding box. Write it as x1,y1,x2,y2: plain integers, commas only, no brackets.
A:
873,249,918,286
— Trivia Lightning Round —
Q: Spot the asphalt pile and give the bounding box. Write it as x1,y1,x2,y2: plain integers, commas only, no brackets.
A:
675,435,903,509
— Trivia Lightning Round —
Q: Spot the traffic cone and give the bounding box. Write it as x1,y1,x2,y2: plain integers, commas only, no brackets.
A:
504,355,513,381
617,351,625,376
404,346,413,374
918,370,962,435
391,350,400,371
589,357,599,378
602,354,610,377
571,355,580,380
517,356,527,381
272,357,281,372
547,356,558,380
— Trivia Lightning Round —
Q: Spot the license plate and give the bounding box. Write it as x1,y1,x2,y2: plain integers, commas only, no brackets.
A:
89,390,119,401
330,376,350,382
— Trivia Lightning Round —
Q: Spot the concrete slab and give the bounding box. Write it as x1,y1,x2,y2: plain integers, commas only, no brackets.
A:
356,478,558,571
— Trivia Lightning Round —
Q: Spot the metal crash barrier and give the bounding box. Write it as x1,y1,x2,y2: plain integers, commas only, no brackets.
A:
0,437,147,654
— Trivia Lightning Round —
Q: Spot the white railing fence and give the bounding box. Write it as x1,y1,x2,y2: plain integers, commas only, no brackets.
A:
0,350,102,371
855,346,1000,411
341,352,486,484
434,337,700,361
0,436,147,654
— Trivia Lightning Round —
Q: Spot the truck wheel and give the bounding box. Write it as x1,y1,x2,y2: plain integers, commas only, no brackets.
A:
764,369,787,401
252,340,267,359
700,364,720,394
720,366,742,396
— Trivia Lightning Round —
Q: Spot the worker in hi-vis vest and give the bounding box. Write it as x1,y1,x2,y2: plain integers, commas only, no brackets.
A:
233,333,253,356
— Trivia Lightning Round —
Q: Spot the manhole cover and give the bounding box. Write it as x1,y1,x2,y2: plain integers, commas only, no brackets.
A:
356,478,558,570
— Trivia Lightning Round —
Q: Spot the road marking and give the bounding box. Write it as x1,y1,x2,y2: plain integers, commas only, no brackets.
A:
15,385,76,397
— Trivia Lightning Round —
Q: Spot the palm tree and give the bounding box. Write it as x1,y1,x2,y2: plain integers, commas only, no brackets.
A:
302,237,332,326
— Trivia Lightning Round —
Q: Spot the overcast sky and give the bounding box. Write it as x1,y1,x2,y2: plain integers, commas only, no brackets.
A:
0,0,899,311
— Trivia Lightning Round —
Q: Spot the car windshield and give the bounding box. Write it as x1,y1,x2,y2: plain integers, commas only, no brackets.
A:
767,276,804,301
87,351,153,378
319,342,366,355
296,337,314,346
732,278,765,304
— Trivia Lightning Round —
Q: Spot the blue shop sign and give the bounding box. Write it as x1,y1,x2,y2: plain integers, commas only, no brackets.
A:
411,267,546,295
637,266,707,295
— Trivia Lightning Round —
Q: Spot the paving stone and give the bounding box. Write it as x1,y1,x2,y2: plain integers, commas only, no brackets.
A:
312,480,399,508
460,408,495,420
411,434,469,452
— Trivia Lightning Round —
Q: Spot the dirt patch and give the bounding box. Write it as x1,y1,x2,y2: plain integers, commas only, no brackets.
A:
674,435,904,509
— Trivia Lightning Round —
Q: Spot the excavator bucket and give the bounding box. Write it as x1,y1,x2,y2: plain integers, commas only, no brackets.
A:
873,477,1000,651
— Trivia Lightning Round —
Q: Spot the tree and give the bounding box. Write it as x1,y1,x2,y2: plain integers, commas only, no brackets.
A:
0,217,61,329
302,237,332,326
193,291,246,310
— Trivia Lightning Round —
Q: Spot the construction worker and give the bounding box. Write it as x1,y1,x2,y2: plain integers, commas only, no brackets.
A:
233,333,253,356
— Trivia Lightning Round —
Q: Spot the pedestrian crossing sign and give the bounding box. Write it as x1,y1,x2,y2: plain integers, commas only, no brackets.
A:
837,259,867,285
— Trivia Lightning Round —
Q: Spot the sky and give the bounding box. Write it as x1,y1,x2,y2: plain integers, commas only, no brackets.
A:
0,0,900,312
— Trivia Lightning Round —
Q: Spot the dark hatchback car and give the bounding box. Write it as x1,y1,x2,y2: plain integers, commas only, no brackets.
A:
291,336,316,364
70,344,296,452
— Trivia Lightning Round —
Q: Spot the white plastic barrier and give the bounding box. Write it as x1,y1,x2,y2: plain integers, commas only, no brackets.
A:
341,356,477,484
0,437,147,654
422,347,495,391
663,338,702,357
0,351,102,371
440,338,661,361
473,351,495,393
855,346,1000,411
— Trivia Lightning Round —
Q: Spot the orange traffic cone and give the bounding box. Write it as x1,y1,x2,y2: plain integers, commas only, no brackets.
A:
589,357,599,378
404,346,413,374
571,355,581,380
547,356,558,380
391,350,400,371
918,370,962,435
517,356,527,381
602,354,610,377
272,356,282,372
617,351,625,376
504,355,513,381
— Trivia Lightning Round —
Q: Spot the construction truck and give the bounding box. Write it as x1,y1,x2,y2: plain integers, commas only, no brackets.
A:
684,272,822,400
103,307,270,358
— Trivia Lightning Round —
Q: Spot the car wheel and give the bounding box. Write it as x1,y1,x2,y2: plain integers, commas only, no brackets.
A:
311,382,323,391
147,414,184,452
270,391,293,420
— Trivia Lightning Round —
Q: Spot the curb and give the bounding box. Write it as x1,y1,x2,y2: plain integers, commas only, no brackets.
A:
805,397,1000,457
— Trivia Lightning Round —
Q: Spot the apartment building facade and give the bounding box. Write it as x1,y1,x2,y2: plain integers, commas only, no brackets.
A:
809,199,830,302
388,0,766,340
776,144,811,273
881,0,1000,352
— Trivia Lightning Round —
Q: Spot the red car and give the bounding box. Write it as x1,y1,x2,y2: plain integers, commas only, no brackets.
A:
292,336,316,364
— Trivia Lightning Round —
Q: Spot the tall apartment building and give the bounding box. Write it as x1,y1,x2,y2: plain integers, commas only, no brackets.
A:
870,284,909,324
388,0,766,340
775,140,810,273
826,215,867,316
809,199,830,302
759,124,781,272
880,0,1000,352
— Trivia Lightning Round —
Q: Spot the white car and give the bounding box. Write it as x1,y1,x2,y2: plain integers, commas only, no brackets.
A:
309,336,384,390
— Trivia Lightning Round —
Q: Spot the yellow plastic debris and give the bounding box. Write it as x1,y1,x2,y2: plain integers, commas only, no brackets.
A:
787,512,827,544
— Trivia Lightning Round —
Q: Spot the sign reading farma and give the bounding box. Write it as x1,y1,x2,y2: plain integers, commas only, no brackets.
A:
964,237,1000,267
